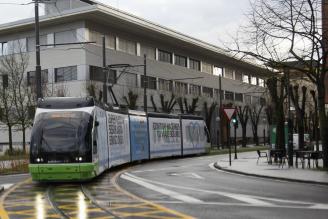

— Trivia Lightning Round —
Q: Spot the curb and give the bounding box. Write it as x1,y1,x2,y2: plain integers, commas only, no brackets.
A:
214,162,328,186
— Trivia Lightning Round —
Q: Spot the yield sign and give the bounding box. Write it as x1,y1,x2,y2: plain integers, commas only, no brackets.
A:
223,108,236,122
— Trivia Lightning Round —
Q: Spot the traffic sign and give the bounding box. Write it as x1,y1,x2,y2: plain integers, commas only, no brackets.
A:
223,108,236,122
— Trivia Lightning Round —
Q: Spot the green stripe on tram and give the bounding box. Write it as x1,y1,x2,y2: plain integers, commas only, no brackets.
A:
29,163,98,181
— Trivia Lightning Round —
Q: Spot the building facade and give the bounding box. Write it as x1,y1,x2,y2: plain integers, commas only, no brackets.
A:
0,0,271,147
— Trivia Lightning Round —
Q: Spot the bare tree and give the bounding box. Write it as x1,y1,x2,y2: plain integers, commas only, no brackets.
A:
236,105,250,147
0,43,31,153
123,90,138,110
290,85,307,149
310,90,320,150
177,97,199,114
227,0,328,167
0,75,15,153
266,77,286,149
203,101,217,143
249,104,264,146
150,95,158,112
160,94,176,114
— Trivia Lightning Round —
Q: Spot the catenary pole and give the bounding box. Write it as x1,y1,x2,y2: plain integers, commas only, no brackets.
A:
34,0,42,99
144,54,147,113
102,35,107,104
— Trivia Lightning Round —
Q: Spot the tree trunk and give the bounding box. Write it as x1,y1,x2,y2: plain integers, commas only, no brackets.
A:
8,124,13,154
318,83,328,168
254,132,259,146
276,105,285,150
242,125,247,147
298,119,305,150
22,124,26,153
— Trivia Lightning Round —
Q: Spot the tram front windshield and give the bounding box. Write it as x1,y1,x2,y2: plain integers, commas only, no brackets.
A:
30,111,93,164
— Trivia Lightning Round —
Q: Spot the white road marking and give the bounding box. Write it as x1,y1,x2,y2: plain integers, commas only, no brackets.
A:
169,172,204,180
124,172,328,210
0,184,13,190
121,173,204,204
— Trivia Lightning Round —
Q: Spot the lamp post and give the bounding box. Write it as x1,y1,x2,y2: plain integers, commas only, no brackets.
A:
231,116,238,159
263,117,267,146
216,116,220,149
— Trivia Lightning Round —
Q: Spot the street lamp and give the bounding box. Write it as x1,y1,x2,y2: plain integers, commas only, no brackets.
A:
263,117,267,146
216,116,220,149
232,116,238,159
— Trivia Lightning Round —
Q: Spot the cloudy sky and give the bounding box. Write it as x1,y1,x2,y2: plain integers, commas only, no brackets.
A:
0,0,251,47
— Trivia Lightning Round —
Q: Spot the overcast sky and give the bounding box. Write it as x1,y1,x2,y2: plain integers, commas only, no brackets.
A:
0,0,251,47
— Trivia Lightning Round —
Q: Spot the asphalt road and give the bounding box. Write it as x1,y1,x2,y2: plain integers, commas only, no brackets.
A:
0,174,29,186
118,155,328,219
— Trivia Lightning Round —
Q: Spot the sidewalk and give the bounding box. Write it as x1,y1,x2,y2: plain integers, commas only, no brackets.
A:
215,151,328,185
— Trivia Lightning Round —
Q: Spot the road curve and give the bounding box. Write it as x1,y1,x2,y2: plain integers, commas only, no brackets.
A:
117,154,328,219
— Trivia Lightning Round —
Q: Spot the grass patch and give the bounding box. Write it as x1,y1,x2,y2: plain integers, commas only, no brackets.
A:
0,154,28,161
0,153,29,175
206,145,269,156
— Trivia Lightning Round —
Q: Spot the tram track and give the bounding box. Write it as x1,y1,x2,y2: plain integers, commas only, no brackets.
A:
46,185,70,219
80,184,122,219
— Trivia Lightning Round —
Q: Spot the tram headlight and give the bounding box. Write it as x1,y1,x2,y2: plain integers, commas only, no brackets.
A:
79,157,83,162
36,158,41,163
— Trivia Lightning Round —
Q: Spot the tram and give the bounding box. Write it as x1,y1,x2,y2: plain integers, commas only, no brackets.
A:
29,97,208,181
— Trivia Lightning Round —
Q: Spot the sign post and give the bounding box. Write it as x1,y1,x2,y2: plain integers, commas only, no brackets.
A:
223,108,236,166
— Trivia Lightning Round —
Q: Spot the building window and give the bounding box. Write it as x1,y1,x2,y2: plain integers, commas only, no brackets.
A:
203,87,213,97
213,66,223,76
202,62,213,74
27,35,47,52
258,78,265,87
225,91,234,101
118,38,136,55
27,70,48,86
189,58,200,71
141,45,155,60
224,68,234,79
7,39,27,54
235,93,243,102
55,30,77,45
175,81,188,95
141,75,157,90
235,71,243,81
105,35,115,49
90,66,117,84
260,97,266,105
252,96,260,105
55,66,77,82
242,74,249,83
159,78,173,91
190,84,201,96
175,54,187,67
251,76,257,85
120,71,137,87
245,95,251,104
158,49,172,63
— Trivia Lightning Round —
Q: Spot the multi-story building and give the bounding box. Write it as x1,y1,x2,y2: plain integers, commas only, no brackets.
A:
0,0,271,148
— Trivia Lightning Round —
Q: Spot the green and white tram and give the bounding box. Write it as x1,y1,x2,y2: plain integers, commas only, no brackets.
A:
29,97,208,181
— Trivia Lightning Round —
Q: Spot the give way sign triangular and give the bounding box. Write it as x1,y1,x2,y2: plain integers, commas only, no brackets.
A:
223,108,236,122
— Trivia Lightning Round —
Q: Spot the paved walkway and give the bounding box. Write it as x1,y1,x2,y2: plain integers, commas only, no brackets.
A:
215,151,328,185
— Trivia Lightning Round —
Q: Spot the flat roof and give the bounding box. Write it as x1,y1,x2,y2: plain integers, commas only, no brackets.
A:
0,1,271,76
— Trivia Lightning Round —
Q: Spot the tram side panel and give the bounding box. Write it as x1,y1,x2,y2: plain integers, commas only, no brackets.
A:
129,115,150,161
107,112,131,167
181,119,207,156
148,117,181,158
94,107,109,175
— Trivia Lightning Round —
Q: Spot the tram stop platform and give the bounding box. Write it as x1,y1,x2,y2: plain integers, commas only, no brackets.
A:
215,151,328,185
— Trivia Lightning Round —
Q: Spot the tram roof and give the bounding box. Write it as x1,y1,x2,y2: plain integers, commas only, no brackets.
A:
37,97,95,109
